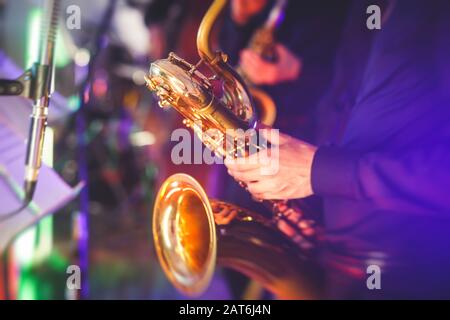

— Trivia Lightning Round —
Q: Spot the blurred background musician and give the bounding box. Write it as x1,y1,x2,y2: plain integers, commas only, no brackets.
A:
219,0,350,142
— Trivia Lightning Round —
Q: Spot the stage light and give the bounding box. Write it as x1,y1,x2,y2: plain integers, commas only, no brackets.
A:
74,48,90,67
130,131,156,147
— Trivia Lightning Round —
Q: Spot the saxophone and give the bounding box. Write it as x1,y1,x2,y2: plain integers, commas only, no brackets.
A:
245,0,288,62
145,0,319,299
236,0,289,126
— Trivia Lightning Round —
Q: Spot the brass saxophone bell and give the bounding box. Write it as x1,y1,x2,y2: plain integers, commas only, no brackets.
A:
153,174,217,296
153,173,321,299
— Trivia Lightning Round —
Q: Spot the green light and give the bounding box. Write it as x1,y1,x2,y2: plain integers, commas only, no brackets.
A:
18,276,38,300
55,31,71,68
26,8,71,69
67,95,81,112
13,227,37,268
25,8,41,69
34,215,54,263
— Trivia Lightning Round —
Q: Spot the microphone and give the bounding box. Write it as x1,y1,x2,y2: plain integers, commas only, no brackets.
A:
24,0,60,202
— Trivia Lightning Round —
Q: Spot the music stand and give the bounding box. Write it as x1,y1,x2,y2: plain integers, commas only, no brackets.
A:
0,51,81,252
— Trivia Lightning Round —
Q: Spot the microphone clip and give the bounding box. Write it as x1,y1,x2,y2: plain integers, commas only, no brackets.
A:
0,62,51,102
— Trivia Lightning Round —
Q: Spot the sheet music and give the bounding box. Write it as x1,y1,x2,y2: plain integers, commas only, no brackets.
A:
0,113,81,253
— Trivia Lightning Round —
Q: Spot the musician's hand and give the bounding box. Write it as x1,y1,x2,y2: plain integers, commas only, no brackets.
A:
231,0,268,25
224,130,316,200
239,44,302,85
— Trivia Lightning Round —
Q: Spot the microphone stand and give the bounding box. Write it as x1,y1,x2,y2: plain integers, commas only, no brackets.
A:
0,0,118,299
0,0,60,219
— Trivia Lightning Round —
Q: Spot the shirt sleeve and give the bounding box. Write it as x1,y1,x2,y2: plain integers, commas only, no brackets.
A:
311,139,450,215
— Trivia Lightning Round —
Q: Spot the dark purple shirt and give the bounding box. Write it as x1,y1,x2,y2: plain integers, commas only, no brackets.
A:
313,0,450,298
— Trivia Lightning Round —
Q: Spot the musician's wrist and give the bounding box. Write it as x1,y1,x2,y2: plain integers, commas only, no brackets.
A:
291,139,316,199
310,146,360,198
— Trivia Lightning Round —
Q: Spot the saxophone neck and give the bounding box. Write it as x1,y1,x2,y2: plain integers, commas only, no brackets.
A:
197,0,228,63
248,0,288,61
264,0,288,30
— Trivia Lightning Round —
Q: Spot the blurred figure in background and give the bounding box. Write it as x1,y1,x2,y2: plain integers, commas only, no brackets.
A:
220,0,349,142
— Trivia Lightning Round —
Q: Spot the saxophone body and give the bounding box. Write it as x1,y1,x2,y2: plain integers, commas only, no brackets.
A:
146,0,319,299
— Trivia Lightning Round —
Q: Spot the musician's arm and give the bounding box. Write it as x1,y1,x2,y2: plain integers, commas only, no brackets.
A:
312,140,450,214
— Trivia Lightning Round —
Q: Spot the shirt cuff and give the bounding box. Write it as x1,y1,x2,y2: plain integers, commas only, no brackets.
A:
311,146,361,199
